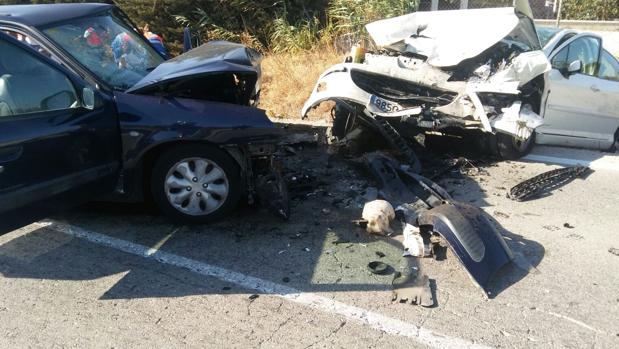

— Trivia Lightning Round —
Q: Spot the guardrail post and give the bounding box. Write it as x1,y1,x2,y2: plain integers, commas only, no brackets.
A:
556,0,563,27
460,0,468,9
431,0,439,11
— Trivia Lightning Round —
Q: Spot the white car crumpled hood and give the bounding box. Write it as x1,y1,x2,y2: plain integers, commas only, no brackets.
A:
366,7,520,67
302,1,551,141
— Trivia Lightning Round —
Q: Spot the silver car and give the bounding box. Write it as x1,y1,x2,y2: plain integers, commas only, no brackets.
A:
537,27,619,150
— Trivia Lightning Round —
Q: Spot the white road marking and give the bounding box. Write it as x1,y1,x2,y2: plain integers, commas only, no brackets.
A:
542,310,605,335
36,221,491,349
523,154,619,171
146,226,182,256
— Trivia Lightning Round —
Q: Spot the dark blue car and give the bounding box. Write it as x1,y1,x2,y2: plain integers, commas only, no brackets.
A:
0,3,284,233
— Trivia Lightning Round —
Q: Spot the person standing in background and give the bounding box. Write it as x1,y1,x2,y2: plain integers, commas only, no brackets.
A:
142,23,168,58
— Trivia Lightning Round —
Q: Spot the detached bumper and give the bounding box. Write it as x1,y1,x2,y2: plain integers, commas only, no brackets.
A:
418,202,514,293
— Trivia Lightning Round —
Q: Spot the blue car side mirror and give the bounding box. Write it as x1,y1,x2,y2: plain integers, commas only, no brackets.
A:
82,87,95,110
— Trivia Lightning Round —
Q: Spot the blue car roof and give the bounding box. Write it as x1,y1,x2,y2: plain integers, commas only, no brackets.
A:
0,3,113,28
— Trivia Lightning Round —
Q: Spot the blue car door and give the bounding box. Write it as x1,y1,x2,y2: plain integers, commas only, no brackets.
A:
0,32,122,234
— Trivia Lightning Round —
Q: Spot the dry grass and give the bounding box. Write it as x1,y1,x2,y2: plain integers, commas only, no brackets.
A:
260,48,344,121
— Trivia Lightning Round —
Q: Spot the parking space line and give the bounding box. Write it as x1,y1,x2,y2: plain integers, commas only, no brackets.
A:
37,221,491,349
146,227,182,256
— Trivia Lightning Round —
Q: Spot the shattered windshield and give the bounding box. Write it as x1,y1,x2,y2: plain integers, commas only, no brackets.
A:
42,9,164,90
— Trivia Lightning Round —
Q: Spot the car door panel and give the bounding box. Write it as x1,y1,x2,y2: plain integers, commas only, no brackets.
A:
538,34,618,149
542,71,602,139
0,32,122,234
593,53,619,148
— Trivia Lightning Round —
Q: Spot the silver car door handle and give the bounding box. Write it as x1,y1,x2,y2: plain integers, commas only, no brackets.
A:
590,85,600,92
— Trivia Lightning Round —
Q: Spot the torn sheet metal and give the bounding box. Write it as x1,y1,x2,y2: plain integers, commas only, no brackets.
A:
366,7,520,67
418,202,514,293
128,41,261,93
489,50,551,86
491,102,544,140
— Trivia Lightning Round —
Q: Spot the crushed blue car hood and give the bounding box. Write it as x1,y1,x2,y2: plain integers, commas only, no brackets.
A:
126,41,261,94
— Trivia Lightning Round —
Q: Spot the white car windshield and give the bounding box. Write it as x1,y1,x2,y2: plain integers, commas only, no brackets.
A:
43,9,164,90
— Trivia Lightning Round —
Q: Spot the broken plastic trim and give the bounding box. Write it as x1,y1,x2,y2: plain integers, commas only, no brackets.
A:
508,166,591,201
418,202,514,293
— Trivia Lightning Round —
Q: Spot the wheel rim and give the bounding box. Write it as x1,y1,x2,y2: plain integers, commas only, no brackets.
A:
164,157,229,216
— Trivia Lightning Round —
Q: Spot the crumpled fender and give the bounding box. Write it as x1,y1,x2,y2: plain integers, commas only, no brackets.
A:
491,101,544,140
301,64,371,117
418,202,514,293
301,64,424,118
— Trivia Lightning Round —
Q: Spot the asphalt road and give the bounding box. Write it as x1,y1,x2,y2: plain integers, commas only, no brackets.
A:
0,144,618,349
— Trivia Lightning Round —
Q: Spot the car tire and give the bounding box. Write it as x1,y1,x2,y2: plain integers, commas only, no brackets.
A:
496,133,535,160
150,144,242,224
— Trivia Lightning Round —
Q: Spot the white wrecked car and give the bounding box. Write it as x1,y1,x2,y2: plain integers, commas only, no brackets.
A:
303,1,550,160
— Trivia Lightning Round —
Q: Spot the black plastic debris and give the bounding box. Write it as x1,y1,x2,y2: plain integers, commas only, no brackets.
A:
367,261,391,275
508,166,591,202
255,163,290,220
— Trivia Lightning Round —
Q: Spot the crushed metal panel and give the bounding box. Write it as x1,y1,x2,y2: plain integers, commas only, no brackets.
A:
365,7,520,67
491,102,544,140
488,50,551,86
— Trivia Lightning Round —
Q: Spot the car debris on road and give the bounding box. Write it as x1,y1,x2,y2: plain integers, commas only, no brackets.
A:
355,152,515,297
508,166,590,201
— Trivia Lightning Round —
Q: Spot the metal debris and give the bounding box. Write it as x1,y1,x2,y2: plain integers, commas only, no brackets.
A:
367,261,391,275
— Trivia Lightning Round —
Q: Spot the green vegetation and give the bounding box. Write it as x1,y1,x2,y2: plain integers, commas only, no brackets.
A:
0,0,617,53
561,0,619,21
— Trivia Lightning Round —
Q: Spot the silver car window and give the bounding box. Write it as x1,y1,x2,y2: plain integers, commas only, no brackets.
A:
551,36,601,76
598,50,619,82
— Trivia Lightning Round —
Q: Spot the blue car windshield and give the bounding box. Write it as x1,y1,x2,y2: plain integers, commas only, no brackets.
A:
43,10,164,90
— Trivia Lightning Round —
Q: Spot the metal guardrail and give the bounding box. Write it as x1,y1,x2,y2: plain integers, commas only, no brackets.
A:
420,0,559,19
535,19,619,31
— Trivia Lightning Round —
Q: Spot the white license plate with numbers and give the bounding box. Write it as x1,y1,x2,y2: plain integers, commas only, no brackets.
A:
368,95,402,114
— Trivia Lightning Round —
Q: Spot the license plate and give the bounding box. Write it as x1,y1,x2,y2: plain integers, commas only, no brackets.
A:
368,95,401,114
